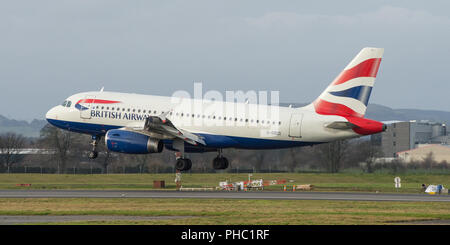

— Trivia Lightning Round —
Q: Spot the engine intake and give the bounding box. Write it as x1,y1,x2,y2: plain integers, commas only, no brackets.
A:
105,129,163,154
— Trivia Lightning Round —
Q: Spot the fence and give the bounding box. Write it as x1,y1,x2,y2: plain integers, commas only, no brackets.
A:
0,166,292,174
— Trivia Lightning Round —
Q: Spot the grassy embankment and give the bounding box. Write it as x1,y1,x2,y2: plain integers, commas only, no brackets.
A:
0,198,449,225
0,173,448,193
0,173,449,224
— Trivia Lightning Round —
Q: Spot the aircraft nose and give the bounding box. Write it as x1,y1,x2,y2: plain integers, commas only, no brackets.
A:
46,106,58,120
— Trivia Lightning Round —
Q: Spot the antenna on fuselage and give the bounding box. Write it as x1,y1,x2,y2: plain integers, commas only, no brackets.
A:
100,87,104,92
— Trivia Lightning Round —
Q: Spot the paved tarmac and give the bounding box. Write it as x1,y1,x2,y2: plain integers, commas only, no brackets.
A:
0,190,449,202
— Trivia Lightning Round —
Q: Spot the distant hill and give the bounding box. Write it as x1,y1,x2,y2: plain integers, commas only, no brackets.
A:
366,104,450,125
1,103,449,138
0,115,47,138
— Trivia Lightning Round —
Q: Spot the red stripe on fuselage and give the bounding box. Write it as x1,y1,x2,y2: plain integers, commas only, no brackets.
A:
76,99,121,104
332,58,381,86
313,99,363,118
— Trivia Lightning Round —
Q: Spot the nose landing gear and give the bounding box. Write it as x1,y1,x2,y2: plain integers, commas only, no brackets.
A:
88,135,100,159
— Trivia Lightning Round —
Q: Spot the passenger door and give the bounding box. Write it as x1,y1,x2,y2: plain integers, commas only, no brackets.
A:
288,113,303,138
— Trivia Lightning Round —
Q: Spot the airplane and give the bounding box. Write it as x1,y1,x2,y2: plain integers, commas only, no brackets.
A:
46,47,386,171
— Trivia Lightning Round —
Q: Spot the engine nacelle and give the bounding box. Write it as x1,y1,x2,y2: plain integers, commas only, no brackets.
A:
105,129,163,154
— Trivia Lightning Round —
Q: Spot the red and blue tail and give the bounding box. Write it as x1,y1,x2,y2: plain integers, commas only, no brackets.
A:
313,47,383,118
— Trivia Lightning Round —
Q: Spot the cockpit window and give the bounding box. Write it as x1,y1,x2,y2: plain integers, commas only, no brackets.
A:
61,100,72,107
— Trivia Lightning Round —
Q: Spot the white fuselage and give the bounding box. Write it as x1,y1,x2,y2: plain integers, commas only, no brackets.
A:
46,91,360,150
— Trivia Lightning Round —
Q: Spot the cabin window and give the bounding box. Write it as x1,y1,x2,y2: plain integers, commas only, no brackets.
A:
61,101,67,107
138,109,141,113
66,101,72,107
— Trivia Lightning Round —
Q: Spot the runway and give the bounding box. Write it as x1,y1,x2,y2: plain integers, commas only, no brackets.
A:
0,190,449,202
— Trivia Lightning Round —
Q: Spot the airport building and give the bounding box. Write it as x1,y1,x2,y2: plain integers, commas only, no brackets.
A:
397,144,450,163
371,120,448,157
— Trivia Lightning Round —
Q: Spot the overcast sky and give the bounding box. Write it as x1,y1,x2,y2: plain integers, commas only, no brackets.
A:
1,0,449,120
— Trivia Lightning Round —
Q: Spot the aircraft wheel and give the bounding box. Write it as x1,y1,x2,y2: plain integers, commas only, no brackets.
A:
213,157,229,170
176,158,192,171
186,158,192,171
222,157,229,169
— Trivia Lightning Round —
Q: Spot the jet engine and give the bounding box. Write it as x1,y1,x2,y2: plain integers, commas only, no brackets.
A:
105,129,163,154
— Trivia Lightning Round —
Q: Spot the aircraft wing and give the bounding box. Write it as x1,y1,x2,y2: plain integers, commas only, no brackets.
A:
122,111,206,146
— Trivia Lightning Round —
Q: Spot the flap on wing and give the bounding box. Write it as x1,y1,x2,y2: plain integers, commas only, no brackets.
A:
124,112,206,146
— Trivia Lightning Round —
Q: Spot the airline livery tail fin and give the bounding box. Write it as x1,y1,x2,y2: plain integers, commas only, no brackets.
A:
312,47,384,118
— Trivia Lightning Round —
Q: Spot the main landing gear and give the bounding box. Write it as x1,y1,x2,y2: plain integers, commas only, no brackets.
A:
175,158,192,171
174,140,192,171
212,149,229,170
173,144,230,172
88,135,100,159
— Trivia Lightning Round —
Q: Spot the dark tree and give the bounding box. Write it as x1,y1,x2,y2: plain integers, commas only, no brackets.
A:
0,133,26,173
39,124,73,173
315,140,348,173
422,152,436,169
350,140,382,173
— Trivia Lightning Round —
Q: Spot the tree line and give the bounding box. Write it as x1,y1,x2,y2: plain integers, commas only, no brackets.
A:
0,124,448,174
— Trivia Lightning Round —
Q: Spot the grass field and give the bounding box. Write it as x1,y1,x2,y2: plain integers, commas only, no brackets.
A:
0,198,449,225
0,173,448,193
0,173,448,225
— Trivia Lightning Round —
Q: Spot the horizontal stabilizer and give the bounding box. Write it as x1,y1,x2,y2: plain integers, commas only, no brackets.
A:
325,121,357,130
